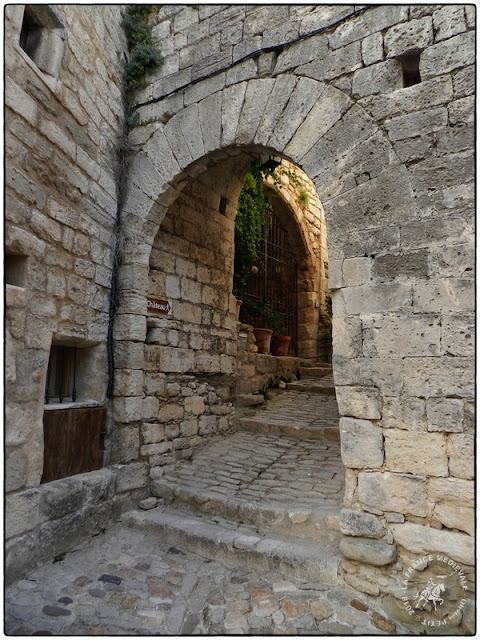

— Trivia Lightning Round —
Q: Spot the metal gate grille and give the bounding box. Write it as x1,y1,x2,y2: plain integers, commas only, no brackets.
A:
239,210,298,355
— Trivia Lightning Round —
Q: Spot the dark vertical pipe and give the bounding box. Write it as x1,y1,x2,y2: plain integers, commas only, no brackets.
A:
72,347,77,402
59,347,65,403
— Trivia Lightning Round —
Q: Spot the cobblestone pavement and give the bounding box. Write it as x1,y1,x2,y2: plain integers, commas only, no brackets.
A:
159,430,344,508
257,388,340,429
5,525,391,636
4,379,379,636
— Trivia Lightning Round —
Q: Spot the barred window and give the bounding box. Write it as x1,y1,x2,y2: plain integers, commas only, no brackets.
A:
45,345,77,404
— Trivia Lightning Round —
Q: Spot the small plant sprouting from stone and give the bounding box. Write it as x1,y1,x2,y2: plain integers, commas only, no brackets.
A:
297,189,309,208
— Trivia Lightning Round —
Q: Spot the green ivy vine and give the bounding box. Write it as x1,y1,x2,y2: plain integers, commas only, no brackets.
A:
234,162,274,289
233,159,303,291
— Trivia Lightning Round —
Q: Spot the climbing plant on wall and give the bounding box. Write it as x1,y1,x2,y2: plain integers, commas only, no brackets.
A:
122,5,163,92
234,159,301,292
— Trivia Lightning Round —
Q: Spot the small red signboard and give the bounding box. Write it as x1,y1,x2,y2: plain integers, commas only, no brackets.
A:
147,297,172,315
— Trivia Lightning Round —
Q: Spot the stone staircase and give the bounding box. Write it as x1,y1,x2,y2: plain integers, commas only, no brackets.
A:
123,362,344,586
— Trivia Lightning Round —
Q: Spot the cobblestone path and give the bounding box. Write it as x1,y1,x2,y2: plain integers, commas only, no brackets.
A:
5,373,400,635
252,389,339,430
4,525,391,635
159,430,344,508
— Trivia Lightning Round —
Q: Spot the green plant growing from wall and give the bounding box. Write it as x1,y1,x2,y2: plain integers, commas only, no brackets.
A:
234,162,275,290
122,5,163,104
297,189,309,207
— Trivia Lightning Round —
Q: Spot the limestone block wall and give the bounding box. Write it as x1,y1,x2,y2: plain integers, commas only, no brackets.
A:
5,4,126,576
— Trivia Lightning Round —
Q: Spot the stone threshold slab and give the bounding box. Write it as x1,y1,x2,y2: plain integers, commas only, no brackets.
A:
151,479,341,541
239,417,340,441
123,506,341,585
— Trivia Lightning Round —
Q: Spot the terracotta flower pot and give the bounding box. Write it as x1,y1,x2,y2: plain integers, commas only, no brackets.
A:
253,328,273,354
235,298,242,321
271,335,291,357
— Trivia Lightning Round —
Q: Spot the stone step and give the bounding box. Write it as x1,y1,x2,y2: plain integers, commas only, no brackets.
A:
299,366,332,378
123,505,341,585
236,393,265,407
286,378,336,396
151,476,341,541
239,417,339,441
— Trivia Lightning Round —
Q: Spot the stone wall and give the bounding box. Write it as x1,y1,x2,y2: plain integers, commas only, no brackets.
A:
5,3,126,576
5,467,151,583
236,323,310,405
5,4,125,488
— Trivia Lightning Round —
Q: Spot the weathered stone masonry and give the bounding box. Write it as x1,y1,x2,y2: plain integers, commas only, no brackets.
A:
5,4,475,628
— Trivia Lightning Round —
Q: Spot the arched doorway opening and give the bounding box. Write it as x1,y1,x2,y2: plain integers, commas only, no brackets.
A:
122,148,333,469
234,159,330,360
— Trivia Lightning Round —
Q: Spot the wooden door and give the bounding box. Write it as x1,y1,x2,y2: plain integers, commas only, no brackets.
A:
41,407,107,483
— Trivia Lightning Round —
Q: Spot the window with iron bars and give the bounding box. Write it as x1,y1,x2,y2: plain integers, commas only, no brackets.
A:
44,345,77,404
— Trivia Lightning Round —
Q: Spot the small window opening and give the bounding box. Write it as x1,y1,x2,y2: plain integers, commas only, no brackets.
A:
45,346,77,404
219,196,228,214
18,5,67,77
19,9,43,61
399,51,421,88
5,254,27,287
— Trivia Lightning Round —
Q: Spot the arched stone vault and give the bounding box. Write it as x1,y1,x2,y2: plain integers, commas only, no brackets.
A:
121,76,413,262
116,75,416,374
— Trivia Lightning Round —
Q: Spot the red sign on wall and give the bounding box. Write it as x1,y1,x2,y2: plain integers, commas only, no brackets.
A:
147,297,172,315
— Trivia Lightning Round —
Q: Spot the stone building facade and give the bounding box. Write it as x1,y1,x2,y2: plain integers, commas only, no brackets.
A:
5,3,475,630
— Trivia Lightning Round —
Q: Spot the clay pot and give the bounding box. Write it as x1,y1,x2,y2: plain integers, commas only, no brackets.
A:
235,298,242,321
253,328,273,354
271,335,291,357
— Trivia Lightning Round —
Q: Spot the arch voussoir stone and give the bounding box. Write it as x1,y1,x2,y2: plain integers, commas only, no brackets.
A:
253,74,299,146
143,130,181,183
198,92,223,154
221,82,247,148
285,84,351,160
235,78,275,146
301,103,378,179
267,76,326,151
175,103,205,162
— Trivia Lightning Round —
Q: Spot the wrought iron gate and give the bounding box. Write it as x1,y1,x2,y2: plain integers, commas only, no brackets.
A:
239,210,298,355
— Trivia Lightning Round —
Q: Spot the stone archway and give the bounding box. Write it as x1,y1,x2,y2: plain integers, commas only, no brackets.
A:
113,73,417,494
115,75,416,415
113,71,473,621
